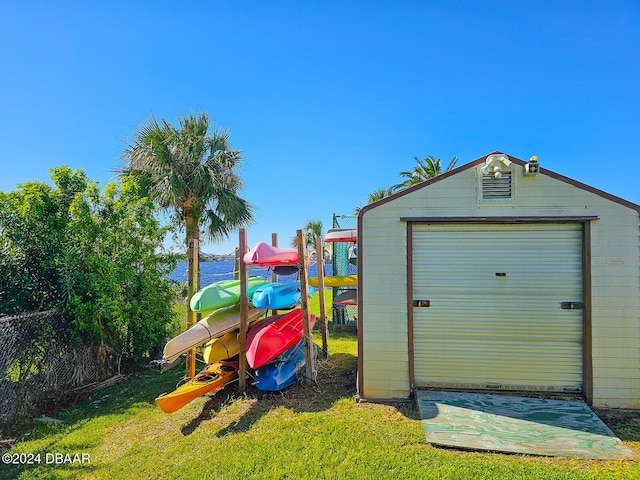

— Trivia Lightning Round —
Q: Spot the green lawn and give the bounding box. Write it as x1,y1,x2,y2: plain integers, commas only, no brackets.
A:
2,329,640,479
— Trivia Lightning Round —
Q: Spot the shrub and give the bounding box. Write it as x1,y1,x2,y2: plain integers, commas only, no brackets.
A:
0,167,176,366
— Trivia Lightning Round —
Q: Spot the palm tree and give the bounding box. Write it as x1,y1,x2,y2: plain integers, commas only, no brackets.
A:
120,113,254,247
120,112,255,378
393,155,458,191
291,219,323,250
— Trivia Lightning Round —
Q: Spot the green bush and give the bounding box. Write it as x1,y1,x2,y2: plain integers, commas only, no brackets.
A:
0,167,177,366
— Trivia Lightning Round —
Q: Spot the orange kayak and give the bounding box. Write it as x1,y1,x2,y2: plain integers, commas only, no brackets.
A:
155,360,238,413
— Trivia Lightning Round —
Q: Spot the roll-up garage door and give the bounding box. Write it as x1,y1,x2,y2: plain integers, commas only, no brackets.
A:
412,223,583,392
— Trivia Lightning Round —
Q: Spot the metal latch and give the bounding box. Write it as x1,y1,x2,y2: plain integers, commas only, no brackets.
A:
413,300,431,307
561,302,584,310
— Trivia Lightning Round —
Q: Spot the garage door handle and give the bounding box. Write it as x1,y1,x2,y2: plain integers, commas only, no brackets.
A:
561,302,583,310
413,300,431,307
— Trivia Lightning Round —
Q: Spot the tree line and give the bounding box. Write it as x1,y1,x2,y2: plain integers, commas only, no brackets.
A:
1,110,457,369
0,113,254,367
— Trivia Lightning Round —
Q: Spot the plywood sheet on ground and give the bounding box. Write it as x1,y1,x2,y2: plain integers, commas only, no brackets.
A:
416,391,637,460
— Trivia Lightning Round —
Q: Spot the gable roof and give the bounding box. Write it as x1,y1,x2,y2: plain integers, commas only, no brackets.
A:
359,151,640,216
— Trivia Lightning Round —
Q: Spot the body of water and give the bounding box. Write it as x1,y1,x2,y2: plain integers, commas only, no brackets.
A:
169,260,334,288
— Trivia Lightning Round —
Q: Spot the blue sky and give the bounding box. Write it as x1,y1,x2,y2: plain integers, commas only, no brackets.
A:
1,1,639,254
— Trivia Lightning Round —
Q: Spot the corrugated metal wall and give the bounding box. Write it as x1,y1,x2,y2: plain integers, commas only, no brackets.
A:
412,222,584,392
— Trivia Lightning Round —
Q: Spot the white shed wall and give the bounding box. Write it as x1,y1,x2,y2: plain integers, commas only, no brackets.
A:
360,161,640,408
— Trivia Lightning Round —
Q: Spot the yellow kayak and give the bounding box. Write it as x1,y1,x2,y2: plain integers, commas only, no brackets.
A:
203,331,240,364
155,361,238,413
308,275,357,287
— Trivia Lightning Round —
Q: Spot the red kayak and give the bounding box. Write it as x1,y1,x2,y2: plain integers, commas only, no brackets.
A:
246,308,316,369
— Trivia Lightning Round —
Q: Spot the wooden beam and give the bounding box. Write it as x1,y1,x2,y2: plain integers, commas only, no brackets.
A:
186,239,199,380
271,233,278,316
316,236,328,358
297,229,316,384
238,228,249,392
234,247,240,281
271,233,278,283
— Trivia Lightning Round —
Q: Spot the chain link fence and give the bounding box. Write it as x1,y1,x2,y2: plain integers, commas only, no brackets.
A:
331,214,358,326
0,310,119,427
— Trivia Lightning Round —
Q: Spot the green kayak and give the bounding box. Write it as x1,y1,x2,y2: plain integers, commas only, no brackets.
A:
190,277,269,313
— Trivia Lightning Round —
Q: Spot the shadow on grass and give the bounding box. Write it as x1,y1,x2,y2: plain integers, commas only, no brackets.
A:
0,361,192,479
3,333,362,442
4,331,421,470
177,352,361,438
180,387,239,436
1,359,186,446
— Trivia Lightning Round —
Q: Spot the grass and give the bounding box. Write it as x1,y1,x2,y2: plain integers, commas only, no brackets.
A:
2,324,640,478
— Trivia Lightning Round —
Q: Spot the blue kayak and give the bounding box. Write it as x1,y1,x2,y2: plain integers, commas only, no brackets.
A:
254,339,317,391
251,281,315,310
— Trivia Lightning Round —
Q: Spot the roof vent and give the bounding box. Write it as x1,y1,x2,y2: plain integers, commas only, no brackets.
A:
482,172,512,199
480,154,513,200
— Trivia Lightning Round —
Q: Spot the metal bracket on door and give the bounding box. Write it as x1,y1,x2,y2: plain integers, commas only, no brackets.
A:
561,302,584,310
413,300,431,307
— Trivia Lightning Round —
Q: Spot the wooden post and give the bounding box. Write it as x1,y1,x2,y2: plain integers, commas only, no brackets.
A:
271,233,279,316
271,233,278,283
234,247,240,281
186,239,199,379
238,229,249,392
316,236,328,358
297,229,316,384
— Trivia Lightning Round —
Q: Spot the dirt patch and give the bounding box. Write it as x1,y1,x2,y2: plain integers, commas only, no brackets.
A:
0,437,17,450
592,408,640,442
247,353,358,412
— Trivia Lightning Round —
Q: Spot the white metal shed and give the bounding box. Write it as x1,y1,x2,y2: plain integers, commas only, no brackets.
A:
357,152,640,408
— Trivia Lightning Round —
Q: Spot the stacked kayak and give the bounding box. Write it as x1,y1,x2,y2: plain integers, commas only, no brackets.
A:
190,277,269,314
254,339,317,391
251,281,315,310
324,228,357,243
163,305,266,361
308,275,357,288
155,360,238,413
157,239,322,412
243,242,299,266
202,330,241,364
246,308,316,369
333,289,357,305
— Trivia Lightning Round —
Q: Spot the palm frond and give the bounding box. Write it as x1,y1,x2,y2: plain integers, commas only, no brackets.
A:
120,112,254,246
392,155,458,191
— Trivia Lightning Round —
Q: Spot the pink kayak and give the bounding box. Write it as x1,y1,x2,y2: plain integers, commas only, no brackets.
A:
246,308,316,369
243,242,299,266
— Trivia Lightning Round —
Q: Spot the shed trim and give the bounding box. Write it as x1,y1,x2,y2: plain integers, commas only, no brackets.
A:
407,221,415,390
405,218,595,403
358,152,640,218
400,216,600,223
583,221,593,405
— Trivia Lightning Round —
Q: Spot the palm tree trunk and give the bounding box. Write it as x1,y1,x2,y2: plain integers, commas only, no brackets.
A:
185,213,200,379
